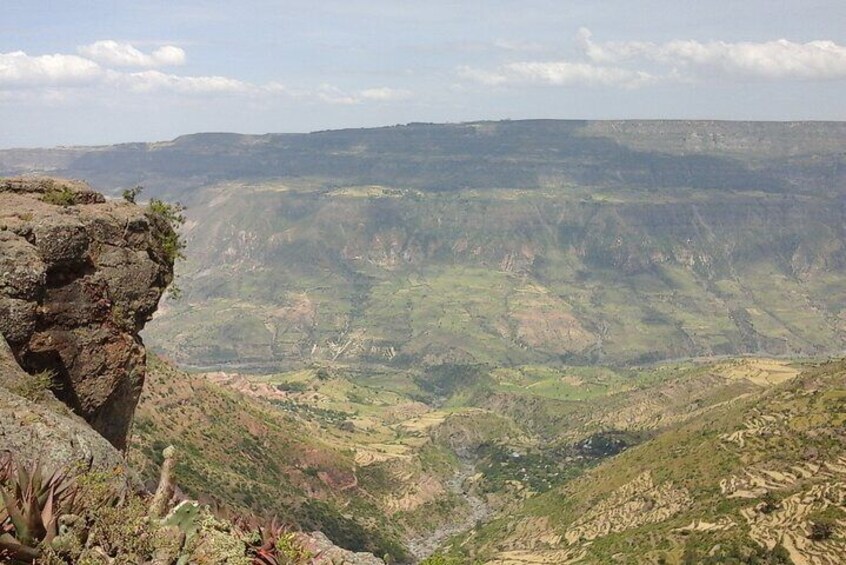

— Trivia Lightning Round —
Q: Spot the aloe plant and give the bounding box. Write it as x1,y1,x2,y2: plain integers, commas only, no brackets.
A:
241,516,314,565
0,458,77,563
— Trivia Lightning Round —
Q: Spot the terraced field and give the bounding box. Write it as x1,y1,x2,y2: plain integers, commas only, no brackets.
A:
435,360,846,564
129,354,844,564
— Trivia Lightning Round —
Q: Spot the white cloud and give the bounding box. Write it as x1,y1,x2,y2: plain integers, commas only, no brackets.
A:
315,84,412,104
459,29,846,90
505,61,653,88
493,39,546,53
106,70,250,94
315,84,358,105
0,48,250,96
79,40,186,68
1,45,410,105
358,87,412,101
577,28,846,80
456,65,509,86
0,51,102,88
458,61,653,89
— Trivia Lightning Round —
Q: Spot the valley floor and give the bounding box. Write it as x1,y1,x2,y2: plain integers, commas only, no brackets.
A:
130,355,846,564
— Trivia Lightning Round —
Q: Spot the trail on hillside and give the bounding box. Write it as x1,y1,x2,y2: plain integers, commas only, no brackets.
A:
406,461,492,562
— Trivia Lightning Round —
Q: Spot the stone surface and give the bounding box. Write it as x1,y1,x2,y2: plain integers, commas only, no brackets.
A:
0,334,125,471
0,177,175,449
296,531,386,565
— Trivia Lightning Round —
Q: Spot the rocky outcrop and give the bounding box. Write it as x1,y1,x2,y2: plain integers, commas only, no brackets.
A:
0,177,175,449
0,334,125,471
295,531,386,564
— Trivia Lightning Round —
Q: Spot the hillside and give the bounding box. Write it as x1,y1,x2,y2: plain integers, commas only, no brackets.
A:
126,351,842,564
3,121,845,200
437,359,846,564
130,357,421,561
3,121,844,369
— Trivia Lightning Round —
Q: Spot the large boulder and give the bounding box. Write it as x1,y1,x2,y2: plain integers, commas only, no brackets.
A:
0,334,125,470
0,178,175,449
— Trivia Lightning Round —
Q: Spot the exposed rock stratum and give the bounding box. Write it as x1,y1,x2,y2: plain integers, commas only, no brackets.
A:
0,177,175,449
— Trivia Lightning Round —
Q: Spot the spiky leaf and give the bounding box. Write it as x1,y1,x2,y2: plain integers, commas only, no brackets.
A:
41,487,57,544
0,531,41,561
0,488,28,541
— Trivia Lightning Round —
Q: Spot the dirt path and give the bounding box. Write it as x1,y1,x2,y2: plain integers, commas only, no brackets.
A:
406,462,493,562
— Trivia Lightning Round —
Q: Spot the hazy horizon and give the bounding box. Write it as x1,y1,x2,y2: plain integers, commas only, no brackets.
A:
3,0,846,148
4,116,846,151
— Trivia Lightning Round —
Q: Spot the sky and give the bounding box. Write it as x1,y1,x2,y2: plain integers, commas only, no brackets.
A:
2,0,846,148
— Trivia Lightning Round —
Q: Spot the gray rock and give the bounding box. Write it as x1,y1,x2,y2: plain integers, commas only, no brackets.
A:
297,531,386,565
0,177,175,449
0,335,124,471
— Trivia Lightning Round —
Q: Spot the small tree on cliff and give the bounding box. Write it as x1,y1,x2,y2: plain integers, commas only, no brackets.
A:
135,187,187,298
121,185,144,203
147,198,186,263
124,185,186,263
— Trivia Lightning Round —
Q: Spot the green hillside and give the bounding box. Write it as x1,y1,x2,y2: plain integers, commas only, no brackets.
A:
146,183,845,368
3,120,844,369
436,360,846,564
130,354,836,564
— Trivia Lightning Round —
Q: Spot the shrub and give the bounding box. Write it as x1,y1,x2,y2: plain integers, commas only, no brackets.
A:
41,187,76,206
759,491,780,514
146,198,187,264
809,519,835,541
10,369,59,402
808,507,844,541
121,185,143,203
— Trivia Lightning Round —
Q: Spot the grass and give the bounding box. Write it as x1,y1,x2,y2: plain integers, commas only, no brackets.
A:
10,369,59,402
490,365,631,401
41,186,77,206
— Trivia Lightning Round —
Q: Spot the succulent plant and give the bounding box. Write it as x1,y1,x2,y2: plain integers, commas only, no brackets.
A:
163,500,201,540
0,457,77,563
241,516,313,565
159,500,202,565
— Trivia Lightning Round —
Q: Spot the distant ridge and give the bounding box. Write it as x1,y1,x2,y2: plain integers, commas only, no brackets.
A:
2,120,845,368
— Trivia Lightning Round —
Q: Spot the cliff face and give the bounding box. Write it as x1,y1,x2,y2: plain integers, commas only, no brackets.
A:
0,177,175,449
0,334,125,471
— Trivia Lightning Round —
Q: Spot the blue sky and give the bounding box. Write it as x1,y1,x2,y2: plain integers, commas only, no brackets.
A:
2,0,846,147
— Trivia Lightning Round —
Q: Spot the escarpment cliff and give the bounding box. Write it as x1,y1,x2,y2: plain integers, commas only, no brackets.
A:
0,177,175,449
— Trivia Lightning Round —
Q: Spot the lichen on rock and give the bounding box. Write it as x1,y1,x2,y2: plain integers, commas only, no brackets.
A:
0,177,176,449
0,334,125,471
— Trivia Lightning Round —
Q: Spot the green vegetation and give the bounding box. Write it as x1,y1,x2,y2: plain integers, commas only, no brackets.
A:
146,182,846,369
127,354,834,563
130,358,416,562
9,369,58,403
808,506,845,541
121,185,143,203
0,451,335,564
419,555,481,565
8,121,846,562
439,359,846,564
146,198,187,264
40,186,76,206
54,121,833,369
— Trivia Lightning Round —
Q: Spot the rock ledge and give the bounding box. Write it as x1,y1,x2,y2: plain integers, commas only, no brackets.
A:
0,177,175,449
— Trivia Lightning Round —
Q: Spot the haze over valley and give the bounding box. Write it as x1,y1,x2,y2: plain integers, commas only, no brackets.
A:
3,120,845,370
3,118,846,563
2,2,846,564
